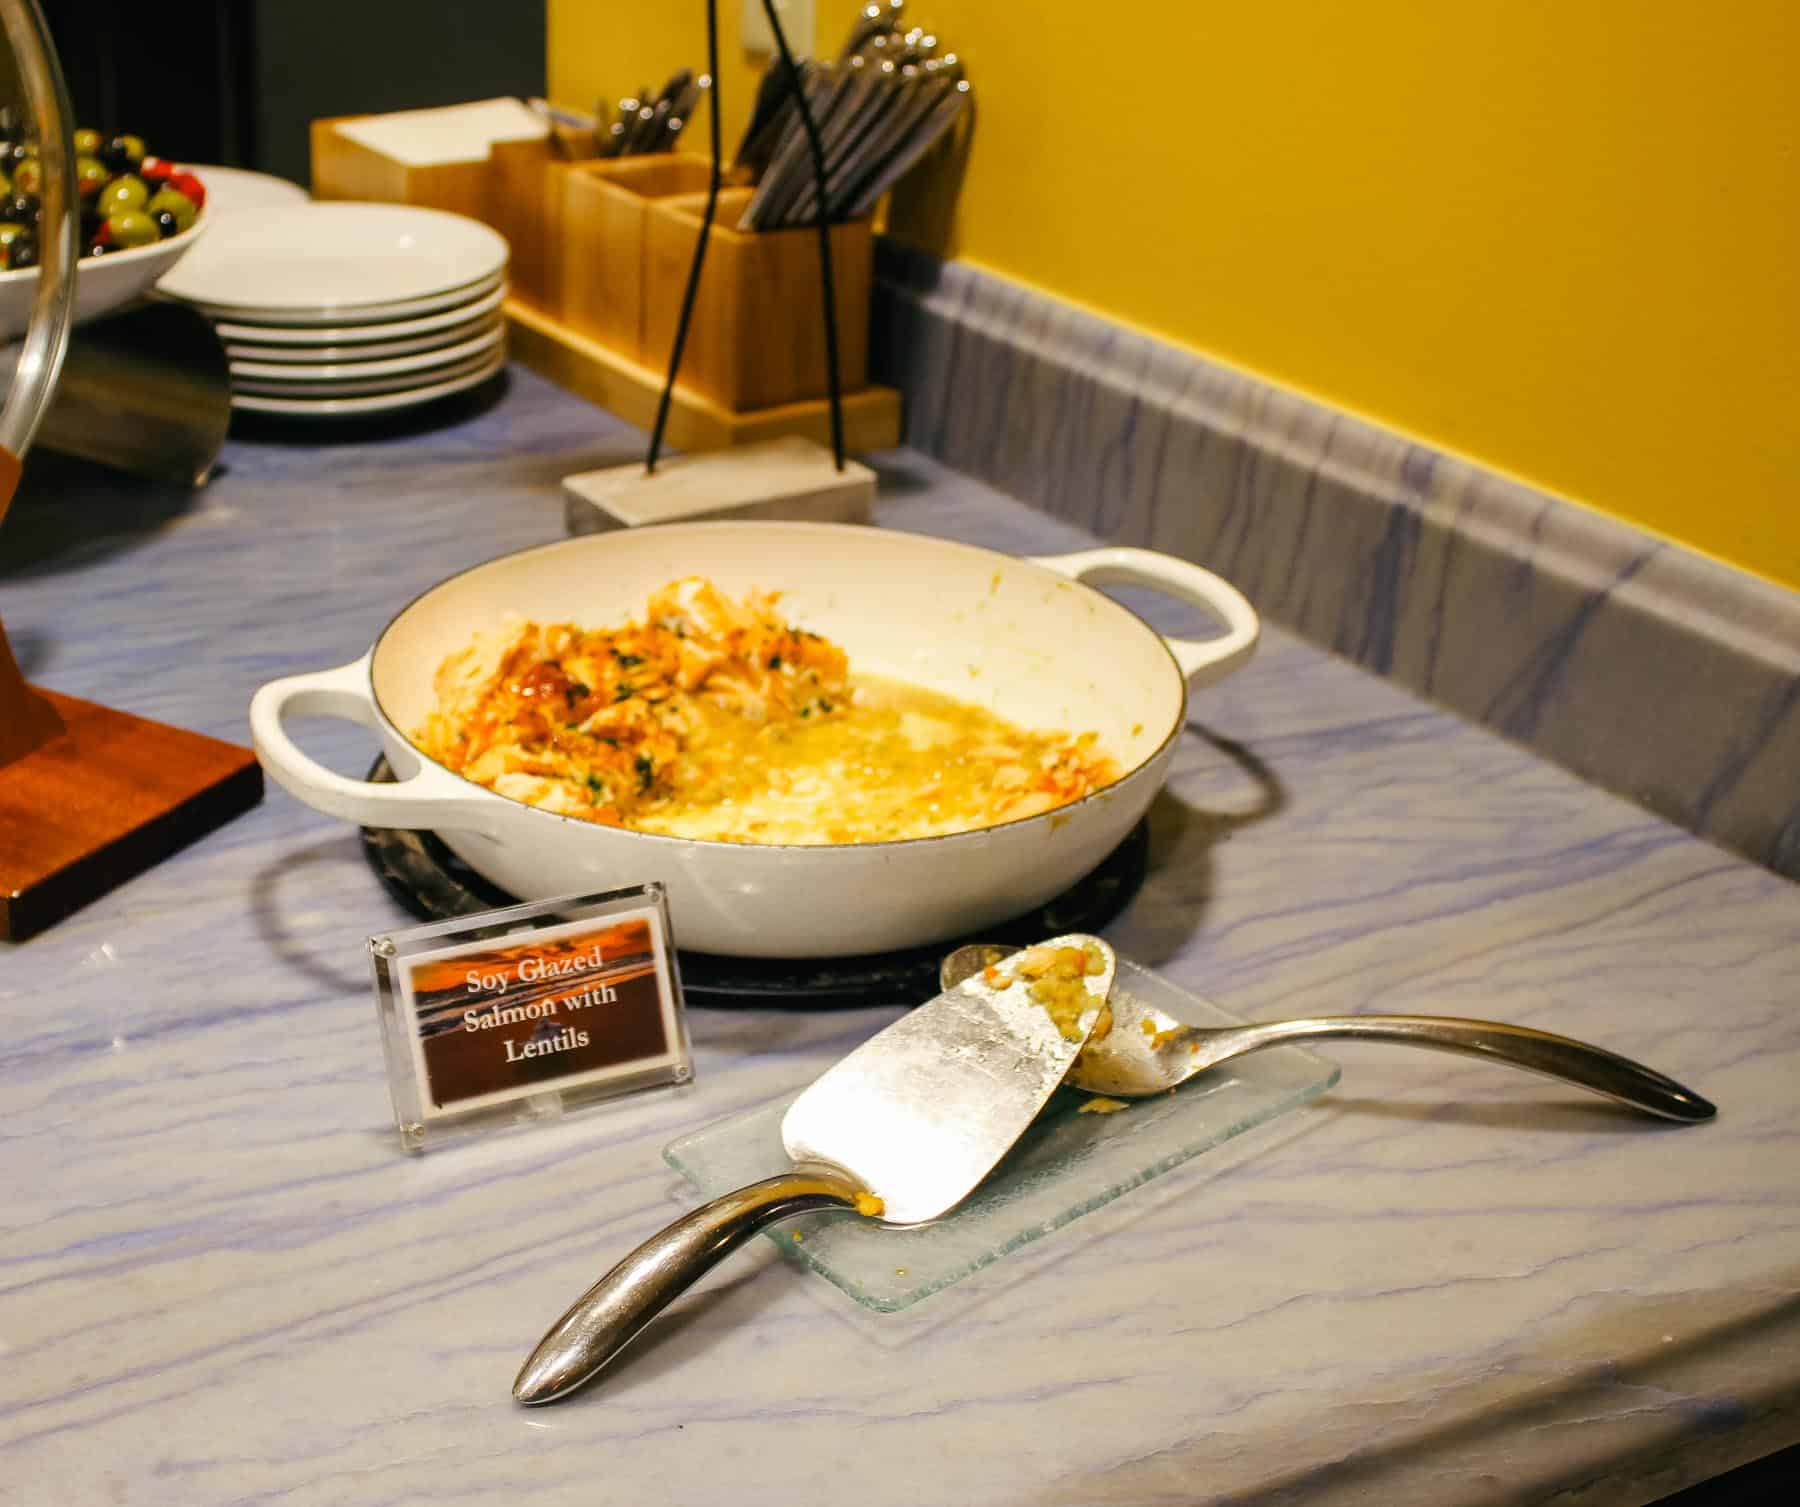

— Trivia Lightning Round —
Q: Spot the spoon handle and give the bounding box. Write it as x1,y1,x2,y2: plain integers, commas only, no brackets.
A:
1214,1016,1715,1122
513,1170,862,1405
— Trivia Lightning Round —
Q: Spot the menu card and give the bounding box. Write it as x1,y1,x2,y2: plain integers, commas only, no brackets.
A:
369,883,691,1152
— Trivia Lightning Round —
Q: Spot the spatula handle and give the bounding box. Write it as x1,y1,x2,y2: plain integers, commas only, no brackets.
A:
513,1170,863,1405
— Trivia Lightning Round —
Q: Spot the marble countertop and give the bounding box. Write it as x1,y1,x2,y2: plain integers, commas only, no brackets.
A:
3,369,1796,1507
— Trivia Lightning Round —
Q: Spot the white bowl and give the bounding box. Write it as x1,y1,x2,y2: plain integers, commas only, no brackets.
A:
179,164,308,215
0,209,207,342
250,524,1261,957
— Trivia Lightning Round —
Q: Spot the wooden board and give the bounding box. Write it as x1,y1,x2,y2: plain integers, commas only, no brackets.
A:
505,297,902,454
0,690,263,942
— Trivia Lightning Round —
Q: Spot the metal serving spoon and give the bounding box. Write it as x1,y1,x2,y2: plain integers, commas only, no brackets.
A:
940,945,1716,1122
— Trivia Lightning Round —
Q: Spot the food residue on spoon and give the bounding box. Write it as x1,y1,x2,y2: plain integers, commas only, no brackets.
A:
854,1192,885,1218
1077,1096,1130,1115
1139,1015,1185,1049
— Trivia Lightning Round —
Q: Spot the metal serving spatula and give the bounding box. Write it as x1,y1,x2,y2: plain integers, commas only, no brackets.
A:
513,936,1116,1405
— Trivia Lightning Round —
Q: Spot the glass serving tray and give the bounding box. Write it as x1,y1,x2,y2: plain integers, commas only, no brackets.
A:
665,960,1340,1312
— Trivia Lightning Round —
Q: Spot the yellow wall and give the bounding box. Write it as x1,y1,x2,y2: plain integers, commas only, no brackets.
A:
548,2,1800,591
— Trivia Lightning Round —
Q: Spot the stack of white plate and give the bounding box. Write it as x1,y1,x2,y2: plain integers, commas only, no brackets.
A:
155,202,510,418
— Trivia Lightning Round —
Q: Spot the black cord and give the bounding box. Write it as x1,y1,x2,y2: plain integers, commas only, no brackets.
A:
645,0,722,474
762,0,846,472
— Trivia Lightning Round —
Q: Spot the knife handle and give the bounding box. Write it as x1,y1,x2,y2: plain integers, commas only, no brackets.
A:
513,1170,863,1404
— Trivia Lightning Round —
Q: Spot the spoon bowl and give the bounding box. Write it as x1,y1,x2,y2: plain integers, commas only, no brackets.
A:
941,943,1195,1097
940,944,1717,1122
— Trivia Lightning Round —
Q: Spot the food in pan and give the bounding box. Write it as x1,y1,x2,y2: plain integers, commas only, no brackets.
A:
412,577,1120,845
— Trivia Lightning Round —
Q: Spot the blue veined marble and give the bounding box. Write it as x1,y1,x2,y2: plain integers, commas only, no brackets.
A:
0,367,1797,1506
873,242,1800,882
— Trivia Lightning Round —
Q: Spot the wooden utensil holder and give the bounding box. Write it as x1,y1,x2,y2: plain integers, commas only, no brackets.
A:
487,136,558,310
309,115,491,222
555,155,718,359
309,111,900,452
643,187,872,412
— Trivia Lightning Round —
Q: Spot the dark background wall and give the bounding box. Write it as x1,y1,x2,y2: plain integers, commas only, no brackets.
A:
41,0,546,186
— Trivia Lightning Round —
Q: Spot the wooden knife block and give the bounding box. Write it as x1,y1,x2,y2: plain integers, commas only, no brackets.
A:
643,187,872,413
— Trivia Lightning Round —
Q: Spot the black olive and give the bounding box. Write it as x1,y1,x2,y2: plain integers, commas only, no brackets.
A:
3,192,39,223
10,232,37,268
99,136,140,174
153,209,179,237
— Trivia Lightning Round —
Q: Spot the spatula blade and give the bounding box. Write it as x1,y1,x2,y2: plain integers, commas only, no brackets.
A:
781,935,1115,1225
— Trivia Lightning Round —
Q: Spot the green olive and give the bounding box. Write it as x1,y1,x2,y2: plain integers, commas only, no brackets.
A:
76,156,110,196
145,187,197,233
12,158,40,194
105,209,160,249
98,174,148,215
73,127,102,155
0,222,24,245
118,134,146,161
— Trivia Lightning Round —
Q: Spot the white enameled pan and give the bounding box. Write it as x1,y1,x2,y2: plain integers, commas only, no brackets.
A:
249,523,1258,958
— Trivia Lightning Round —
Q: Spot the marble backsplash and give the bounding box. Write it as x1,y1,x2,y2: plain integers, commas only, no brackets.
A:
870,241,1800,882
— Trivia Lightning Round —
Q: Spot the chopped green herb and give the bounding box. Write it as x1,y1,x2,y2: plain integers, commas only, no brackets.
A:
800,705,812,718
564,681,590,707
768,654,782,670
613,651,644,668
635,753,656,791
615,685,636,702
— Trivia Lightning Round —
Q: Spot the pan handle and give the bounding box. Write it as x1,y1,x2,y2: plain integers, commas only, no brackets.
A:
248,655,500,835
513,1170,865,1405
1031,546,1260,688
